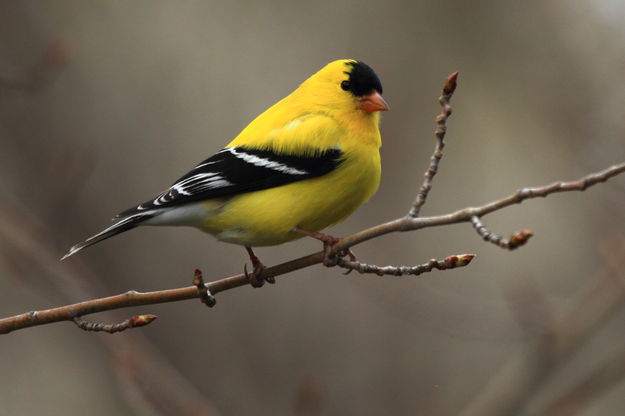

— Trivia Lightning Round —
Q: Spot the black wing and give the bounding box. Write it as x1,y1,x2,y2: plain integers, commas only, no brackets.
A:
117,146,344,217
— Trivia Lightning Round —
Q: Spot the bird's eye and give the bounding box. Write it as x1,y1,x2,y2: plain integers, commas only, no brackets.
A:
341,80,351,91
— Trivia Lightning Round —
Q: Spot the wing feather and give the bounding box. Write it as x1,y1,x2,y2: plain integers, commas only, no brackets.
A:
116,146,343,218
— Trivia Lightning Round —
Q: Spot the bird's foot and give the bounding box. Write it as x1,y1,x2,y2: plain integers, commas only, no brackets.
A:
293,227,356,267
244,246,274,288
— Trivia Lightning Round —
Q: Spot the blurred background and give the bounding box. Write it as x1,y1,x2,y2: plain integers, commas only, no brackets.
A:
1,1,624,415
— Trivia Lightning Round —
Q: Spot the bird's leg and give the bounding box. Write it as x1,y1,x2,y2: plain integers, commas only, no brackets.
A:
243,246,274,287
292,227,356,267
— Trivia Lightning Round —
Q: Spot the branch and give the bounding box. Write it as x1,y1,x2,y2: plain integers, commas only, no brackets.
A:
471,216,533,250
408,71,457,217
343,161,625,248
1,72,625,335
336,254,475,276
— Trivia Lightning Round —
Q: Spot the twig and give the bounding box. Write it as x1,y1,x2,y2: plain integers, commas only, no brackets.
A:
73,314,157,334
334,161,625,255
470,216,533,250
408,71,458,217
336,254,474,276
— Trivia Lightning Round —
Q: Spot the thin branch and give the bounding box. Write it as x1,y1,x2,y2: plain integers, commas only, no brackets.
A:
336,253,475,276
73,314,157,334
470,216,533,250
0,286,200,334
336,161,625,254
408,71,458,217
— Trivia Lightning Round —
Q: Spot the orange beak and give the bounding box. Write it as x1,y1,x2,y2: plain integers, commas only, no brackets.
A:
359,91,389,112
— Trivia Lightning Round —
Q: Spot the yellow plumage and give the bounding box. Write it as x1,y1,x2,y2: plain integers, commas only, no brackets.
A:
63,59,387,283
202,60,383,245
203,62,383,245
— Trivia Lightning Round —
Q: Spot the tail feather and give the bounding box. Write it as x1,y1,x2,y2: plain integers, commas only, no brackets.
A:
61,213,154,260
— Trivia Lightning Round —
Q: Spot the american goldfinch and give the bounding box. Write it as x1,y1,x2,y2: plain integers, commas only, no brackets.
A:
62,59,388,286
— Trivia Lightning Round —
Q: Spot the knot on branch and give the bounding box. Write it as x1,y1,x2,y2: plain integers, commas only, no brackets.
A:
193,269,216,308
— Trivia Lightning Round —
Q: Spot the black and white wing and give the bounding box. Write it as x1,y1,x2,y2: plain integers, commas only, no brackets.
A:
116,146,344,217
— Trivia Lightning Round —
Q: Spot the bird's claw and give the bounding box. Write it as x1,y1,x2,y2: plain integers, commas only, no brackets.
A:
321,237,357,268
322,243,338,267
243,246,274,288
293,227,357,269
244,263,265,288
324,248,357,266
243,261,274,288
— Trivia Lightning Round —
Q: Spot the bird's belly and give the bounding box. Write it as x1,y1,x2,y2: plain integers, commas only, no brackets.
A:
200,160,380,247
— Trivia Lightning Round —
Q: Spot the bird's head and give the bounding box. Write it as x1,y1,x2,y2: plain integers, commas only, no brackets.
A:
295,59,388,116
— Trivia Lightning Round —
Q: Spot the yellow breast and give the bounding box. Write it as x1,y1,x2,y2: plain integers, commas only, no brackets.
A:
201,144,380,246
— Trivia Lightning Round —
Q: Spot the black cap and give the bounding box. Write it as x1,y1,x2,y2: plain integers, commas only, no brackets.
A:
342,61,383,97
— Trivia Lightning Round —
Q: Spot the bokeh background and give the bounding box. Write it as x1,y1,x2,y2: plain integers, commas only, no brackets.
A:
1,1,625,415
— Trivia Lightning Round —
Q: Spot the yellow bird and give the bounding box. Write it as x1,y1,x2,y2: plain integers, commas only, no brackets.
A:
62,59,388,286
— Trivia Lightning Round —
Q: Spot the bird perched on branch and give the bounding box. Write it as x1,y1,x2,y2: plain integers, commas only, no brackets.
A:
62,59,388,287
